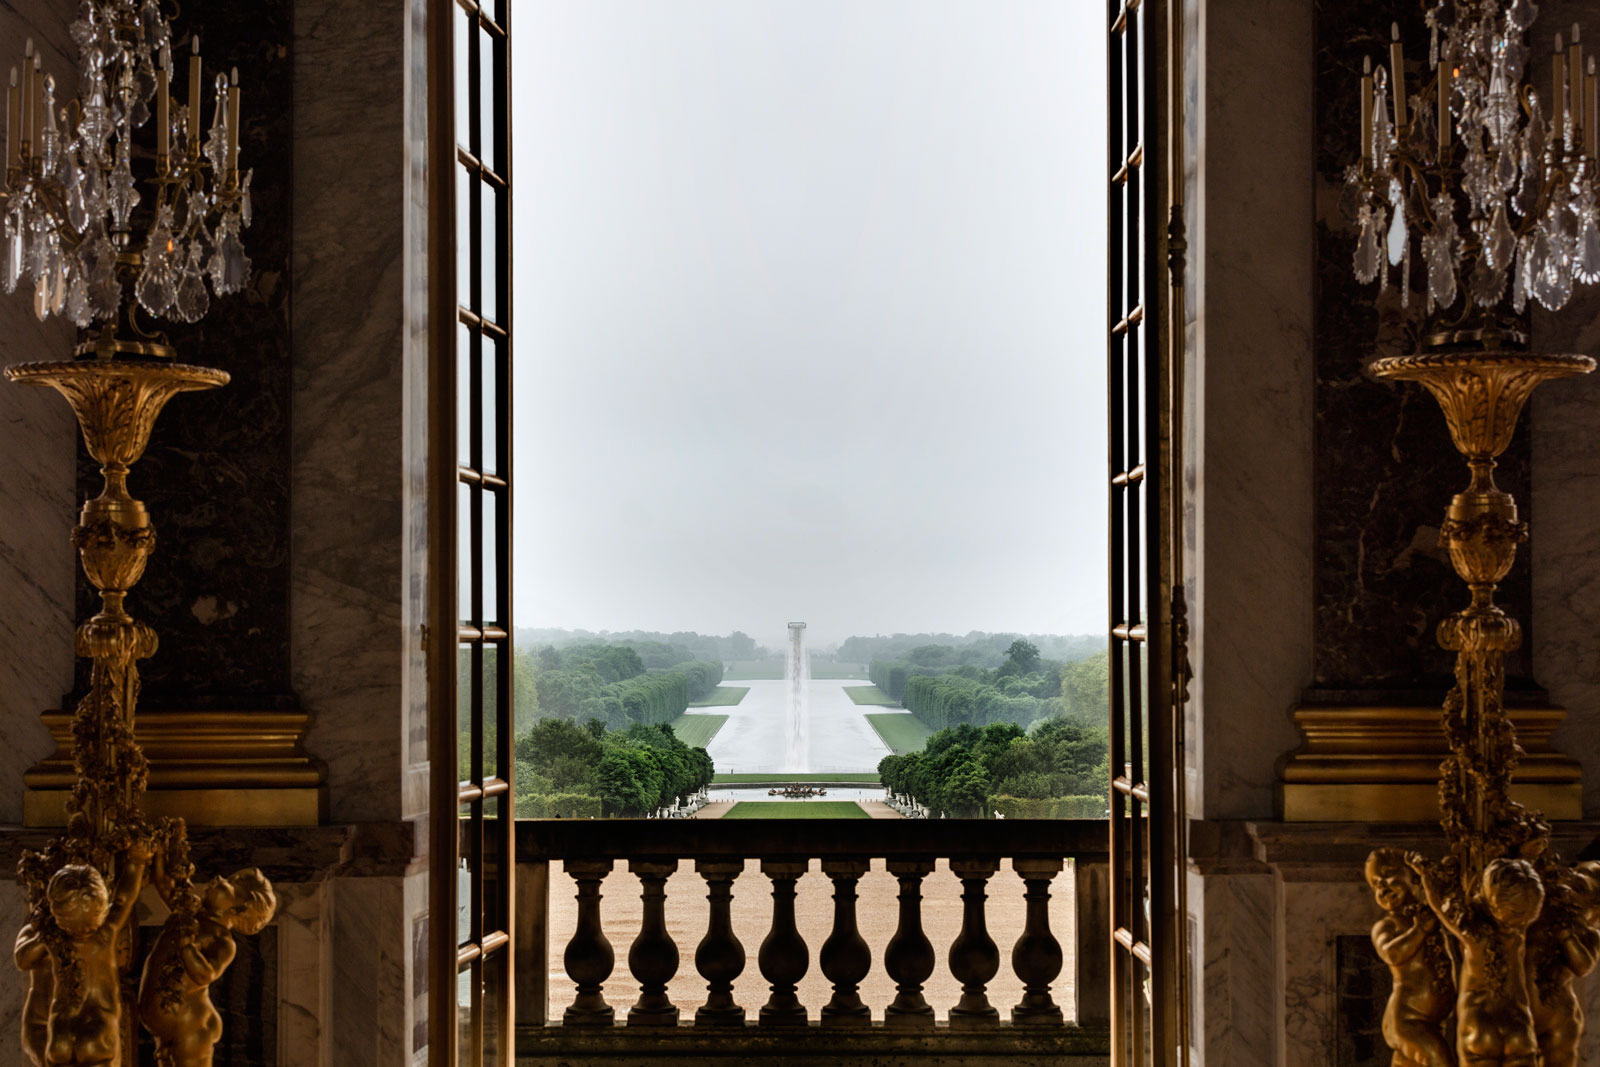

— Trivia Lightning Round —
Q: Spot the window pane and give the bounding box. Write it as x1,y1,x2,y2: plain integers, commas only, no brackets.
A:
456,807,474,944
456,958,477,1061
456,163,473,311
453,1,471,152
482,794,504,935
457,481,473,623
482,644,500,777
479,179,502,326
482,953,507,1060
478,26,500,176
480,332,499,476
481,488,499,622
457,643,475,783
457,320,473,466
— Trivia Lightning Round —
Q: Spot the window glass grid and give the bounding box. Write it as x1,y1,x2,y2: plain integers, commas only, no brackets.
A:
441,0,513,1060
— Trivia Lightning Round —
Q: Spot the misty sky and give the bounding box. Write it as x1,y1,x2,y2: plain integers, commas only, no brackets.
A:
512,0,1107,648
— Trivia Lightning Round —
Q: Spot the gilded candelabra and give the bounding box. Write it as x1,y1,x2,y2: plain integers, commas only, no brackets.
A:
3,4,273,1066
1351,2,1600,1064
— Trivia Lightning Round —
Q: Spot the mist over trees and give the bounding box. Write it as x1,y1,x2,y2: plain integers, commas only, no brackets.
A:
870,642,1110,731
838,632,1101,667
512,642,723,732
514,628,761,664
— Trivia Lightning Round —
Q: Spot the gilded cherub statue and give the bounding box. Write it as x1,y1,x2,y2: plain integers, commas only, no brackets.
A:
137,863,277,1067
1366,848,1453,1067
1525,860,1600,1067
14,918,53,1067
17,839,153,1067
1410,853,1544,1067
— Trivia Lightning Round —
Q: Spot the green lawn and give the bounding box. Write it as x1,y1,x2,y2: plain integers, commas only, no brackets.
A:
843,685,899,706
723,801,869,820
689,686,750,708
866,713,934,755
669,714,728,748
712,772,880,784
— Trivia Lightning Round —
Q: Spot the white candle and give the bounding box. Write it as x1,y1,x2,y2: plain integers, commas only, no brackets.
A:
225,67,239,181
156,64,169,168
1557,33,1568,140
1391,24,1407,129
1362,57,1374,162
20,41,31,156
1580,55,1593,156
1439,62,1452,154
188,37,201,155
5,69,17,174
31,56,42,156
1572,25,1583,144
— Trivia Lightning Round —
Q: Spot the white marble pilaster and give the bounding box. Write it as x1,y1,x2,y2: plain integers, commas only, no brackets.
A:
330,873,428,1067
0,0,79,827
292,0,411,823
1197,869,1278,1067
1192,0,1314,823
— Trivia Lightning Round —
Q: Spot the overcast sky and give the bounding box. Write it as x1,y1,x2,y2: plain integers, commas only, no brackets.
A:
512,0,1107,649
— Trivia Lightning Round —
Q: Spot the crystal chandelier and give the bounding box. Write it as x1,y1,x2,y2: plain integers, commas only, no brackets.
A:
1350,0,1597,347
1,1,250,355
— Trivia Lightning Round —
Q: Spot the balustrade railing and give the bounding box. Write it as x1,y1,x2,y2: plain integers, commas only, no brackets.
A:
511,819,1111,1065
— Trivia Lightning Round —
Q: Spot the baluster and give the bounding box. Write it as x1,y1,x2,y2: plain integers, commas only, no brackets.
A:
1074,859,1111,1027
562,858,615,1027
694,858,746,1028
515,858,550,1027
947,857,1001,1029
626,858,679,1025
819,857,872,1026
757,859,810,1026
1010,857,1065,1025
882,858,936,1029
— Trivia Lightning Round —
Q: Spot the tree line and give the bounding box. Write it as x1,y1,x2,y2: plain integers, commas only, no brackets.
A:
878,718,1109,819
512,643,724,732
514,627,761,664
870,641,1109,731
841,631,1102,668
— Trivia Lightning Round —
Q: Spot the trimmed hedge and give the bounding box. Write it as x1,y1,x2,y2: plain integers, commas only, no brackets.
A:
519,792,603,819
989,794,1107,820
900,674,1058,730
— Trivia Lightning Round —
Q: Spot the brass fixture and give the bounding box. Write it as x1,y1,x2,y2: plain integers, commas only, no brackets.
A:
5,357,275,1067
1364,348,1598,1066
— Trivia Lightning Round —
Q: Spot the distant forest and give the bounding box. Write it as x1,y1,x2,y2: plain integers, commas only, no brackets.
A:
514,627,1103,667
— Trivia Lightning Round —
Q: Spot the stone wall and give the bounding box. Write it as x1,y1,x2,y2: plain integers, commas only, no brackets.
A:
0,0,79,826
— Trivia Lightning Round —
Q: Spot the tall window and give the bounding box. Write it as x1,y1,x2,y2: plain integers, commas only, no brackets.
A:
431,0,514,1062
1106,0,1186,1062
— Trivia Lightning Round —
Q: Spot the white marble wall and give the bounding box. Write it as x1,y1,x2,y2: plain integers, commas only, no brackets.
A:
1191,0,1314,824
1195,869,1278,1067
1527,0,1600,815
291,0,413,826
330,874,426,1067
1185,2,1315,1064
0,0,79,828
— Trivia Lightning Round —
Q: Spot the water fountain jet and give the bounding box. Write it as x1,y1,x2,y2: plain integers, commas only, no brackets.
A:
785,622,809,772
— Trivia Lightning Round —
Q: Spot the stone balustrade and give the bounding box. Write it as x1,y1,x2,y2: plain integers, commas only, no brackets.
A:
511,819,1111,1065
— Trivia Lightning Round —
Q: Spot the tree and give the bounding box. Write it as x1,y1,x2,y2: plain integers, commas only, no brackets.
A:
1003,639,1042,675
597,748,661,816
